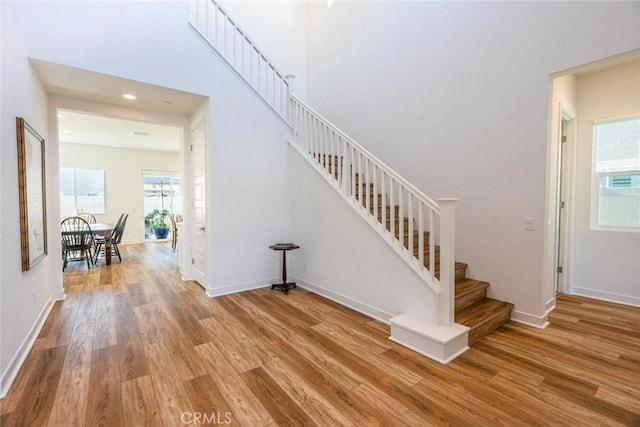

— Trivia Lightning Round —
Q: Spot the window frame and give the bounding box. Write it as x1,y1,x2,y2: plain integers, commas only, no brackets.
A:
590,113,640,233
60,167,106,216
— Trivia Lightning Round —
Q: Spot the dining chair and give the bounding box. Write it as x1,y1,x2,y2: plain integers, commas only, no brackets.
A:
93,212,123,247
94,214,128,263
170,213,178,251
78,212,97,224
61,216,94,270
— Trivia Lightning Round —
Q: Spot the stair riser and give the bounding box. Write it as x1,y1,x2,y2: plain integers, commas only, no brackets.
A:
467,306,513,345
455,287,488,313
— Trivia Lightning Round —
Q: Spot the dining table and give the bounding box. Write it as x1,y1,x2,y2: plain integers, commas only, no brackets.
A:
61,222,115,265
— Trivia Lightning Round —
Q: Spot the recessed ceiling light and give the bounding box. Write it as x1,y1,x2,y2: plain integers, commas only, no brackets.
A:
122,94,137,100
64,130,72,135
162,100,173,105
57,113,64,118
132,131,149,136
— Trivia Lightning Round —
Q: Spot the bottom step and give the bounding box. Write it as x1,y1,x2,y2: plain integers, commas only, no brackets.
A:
455,299,514,344
389,314,470,364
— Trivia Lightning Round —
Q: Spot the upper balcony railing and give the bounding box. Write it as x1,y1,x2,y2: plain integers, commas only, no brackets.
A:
189,0,290,123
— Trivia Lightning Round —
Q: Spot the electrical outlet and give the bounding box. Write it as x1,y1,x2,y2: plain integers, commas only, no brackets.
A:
525,217,535,231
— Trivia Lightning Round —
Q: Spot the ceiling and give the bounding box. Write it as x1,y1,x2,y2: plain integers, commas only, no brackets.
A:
58,110,183,152
31,59,208,152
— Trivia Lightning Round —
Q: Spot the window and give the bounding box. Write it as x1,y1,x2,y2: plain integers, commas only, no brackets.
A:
592,116,640,230
60,168,106,216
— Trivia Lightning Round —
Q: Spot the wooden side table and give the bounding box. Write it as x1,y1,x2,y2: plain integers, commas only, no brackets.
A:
269,243,300,294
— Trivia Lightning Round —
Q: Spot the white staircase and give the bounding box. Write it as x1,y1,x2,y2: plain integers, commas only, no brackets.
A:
188,0,470,363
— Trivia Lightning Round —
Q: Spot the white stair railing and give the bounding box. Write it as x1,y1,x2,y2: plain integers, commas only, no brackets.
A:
189,0,290,123
187,1,458,327
290,96,458,326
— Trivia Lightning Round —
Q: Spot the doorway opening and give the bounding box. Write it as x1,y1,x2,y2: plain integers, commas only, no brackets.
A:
58,108,184,247
545,49,640,311
143,172,182,242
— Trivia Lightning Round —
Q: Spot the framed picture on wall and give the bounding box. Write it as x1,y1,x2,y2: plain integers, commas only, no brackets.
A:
17,117,48,271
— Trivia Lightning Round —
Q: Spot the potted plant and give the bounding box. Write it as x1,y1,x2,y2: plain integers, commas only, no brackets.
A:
145,209,171,239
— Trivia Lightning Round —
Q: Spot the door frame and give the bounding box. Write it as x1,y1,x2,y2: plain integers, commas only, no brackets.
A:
554,108,576,295
187,118,207,288
543,98,577,319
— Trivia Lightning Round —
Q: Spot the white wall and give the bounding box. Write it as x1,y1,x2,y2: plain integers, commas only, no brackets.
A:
0,21,61,396
1,0,292,391
304,1,640,321
572,59,640,306
208,94,291,294
59,142,180,244
289,147,436,323
220,0,308,99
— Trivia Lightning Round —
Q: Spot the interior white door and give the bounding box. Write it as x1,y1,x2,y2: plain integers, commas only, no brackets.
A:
556,116,571,293
190,122,206,286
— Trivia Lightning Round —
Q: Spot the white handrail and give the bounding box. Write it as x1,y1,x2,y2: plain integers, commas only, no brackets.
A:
190,0,290,123
291,96,440,213
290,95,458,326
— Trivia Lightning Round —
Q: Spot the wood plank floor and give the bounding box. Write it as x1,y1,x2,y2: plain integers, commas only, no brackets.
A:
1,243,639,426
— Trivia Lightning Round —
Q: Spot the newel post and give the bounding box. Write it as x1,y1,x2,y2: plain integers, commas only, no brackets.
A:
436,198,458,326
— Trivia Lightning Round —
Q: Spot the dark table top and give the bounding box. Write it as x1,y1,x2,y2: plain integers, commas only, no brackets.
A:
269,243,300,251
61,223,114,235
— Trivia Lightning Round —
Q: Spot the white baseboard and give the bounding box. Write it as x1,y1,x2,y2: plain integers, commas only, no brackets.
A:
292,277,395,324
0,290,66,398
205,277,279,298
545,297,556,312
572,287,640,308
511,308,550,329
